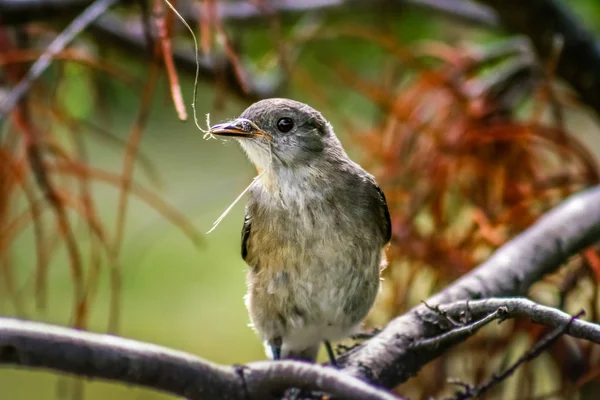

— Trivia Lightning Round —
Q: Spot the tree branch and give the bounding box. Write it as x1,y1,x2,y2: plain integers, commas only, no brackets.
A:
0,0,498,28
475,0,600,117
338,185,600,388
0,318,401,400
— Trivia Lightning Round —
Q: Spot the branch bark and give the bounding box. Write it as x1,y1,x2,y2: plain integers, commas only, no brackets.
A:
475,0,600,117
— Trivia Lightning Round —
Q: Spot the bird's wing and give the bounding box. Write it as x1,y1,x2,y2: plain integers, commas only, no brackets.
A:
241,208,252,261
373,182,392,245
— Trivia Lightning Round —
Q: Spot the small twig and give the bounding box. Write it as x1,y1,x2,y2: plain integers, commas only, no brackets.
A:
412,308,506,351
447,310,585,400
0,0,119,120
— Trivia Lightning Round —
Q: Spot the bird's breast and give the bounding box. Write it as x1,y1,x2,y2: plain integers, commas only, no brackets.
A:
244,174,386,341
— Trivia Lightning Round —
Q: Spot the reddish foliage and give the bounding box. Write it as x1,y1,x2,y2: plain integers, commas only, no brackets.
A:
348,40,599,398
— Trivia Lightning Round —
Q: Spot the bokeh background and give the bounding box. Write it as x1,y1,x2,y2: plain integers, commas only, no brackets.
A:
2,1,600,399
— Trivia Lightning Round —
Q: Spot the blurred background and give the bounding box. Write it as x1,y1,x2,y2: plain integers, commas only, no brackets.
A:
2,0,600,399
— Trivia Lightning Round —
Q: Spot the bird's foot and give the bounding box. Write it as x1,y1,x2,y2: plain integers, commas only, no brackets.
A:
324,341,339,368
267,336,283,360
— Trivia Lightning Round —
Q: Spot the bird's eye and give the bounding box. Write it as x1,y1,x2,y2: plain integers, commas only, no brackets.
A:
277,117,294,133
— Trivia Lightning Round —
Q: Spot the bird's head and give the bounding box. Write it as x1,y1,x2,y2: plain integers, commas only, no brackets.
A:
209,98,343,173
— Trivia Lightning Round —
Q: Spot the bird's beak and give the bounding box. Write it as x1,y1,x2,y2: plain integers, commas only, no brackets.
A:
209,118,265,138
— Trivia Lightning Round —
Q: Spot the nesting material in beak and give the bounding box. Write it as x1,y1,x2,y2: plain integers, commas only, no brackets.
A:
209,118,265,138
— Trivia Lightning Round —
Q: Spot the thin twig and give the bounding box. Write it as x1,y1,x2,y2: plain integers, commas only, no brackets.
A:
0,0,119,120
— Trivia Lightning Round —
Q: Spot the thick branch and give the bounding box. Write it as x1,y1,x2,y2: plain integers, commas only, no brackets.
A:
338,186,600,387
0,318,399,400
475,0,600,117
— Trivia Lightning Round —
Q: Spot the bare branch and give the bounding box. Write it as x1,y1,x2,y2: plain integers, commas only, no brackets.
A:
338,186,600,388
0,318,401,400
0,0,119,120
437,299,600,345
476,0,600,117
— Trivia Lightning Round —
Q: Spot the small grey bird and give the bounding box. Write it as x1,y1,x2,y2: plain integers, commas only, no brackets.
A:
210,98,391,363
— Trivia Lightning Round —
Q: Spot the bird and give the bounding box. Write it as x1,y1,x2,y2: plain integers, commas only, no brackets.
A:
209,98,391,364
